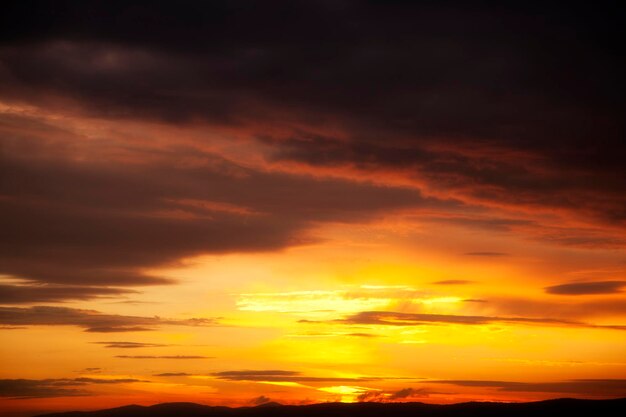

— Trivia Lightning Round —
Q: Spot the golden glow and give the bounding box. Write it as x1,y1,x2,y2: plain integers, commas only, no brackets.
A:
1,101,625,415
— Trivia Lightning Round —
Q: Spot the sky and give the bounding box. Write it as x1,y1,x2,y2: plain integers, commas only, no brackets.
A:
0,1,625,415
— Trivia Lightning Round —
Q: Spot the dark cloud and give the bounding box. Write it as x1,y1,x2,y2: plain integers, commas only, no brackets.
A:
357,387,430,402
0,377,146,399
0,283,136,304
84,326,154,333
464,252,508,257
475,296,626,322
545,281,626,295
0,0,622,259
433,379,626,395
71,378,146,384
212,370,378,383
249,395,272,406
93,341,168,349
115,355,211,359
312,311,626,331
0,305,217,332
0,117,444,292
0,379,85,399
389,387,428,400
431,280,474,285
0,0,623,301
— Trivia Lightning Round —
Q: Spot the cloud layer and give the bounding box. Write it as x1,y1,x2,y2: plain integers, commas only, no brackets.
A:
545,281,626,296
0,377,146,399
0,306,216,332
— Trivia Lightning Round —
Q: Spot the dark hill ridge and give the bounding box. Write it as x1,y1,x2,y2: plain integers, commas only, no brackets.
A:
36,398,626,417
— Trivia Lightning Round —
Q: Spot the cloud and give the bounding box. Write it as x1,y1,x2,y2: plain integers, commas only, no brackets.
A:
470,296,626,322
0,283,136,304
153,373,191,377
545,281,626,295
433,379,626,395
211,370,379,383
93,341,169,348
464,252,508,257
310,310,626,331
0,379,86,399
0,0,622,268
0,305,217,332
249,395,272,406
0,377,146,399
389,387,428,400
431,280,474,285
357,387,430,402
0,117,443,294
84,326,154,333
115,355,211,359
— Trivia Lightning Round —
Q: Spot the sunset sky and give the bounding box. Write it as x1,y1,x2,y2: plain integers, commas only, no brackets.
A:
1,1,625,416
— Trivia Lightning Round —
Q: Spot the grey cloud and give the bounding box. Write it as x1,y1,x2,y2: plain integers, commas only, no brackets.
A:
249,395,272,406
116,355,211,359
93,341,169,348
316,311,626,331
212,370,378,383
0,0,622,251
433,379,626,395
85,326,154,333
0,121,445,293
357,387,430,402
545,281,626,295
0,305,217,332
464,252,508,257
389,387,429,400
0,379,86,399
0,377,146,399
0,283,136,304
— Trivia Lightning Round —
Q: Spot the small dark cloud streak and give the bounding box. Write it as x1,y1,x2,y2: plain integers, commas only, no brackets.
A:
431,280,474,285
433,379,626,395
93,341,169,348
212,370,379,383
0,377,146,399
116,355,211,359
305,311,626,331
545,281,626,295
464,252,508,257
0,283,136,304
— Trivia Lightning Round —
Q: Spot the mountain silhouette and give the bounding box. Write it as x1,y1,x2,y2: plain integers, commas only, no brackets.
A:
36,398,626,417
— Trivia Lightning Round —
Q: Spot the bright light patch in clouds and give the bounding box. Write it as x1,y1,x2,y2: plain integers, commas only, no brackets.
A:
235,286,461,317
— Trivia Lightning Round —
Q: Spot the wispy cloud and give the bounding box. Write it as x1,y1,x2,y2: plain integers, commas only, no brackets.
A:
0,378,147,399
545,281,626,295
116,355,212,359
304,311,626,331
432,379,626,395
93,341,169,349
0,306,217,332
212,370,384,383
